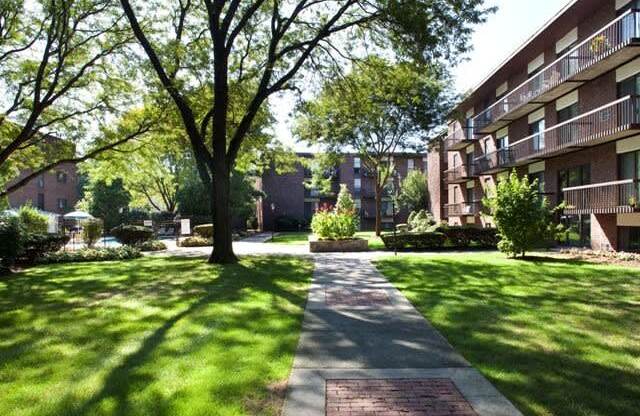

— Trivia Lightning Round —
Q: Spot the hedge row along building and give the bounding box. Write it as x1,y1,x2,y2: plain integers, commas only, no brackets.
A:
443,0,640,251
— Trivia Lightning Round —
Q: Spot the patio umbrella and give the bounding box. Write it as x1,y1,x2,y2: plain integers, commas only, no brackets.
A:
63,211,94,220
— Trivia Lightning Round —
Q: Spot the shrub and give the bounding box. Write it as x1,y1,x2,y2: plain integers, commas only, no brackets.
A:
136,240,167,251
0,214,24,271
17,204,48,234
483,171,556,257
381,227,499,251
381,232,446,250
81,219,103,248
20,234,70,263
398,170,429,212
311,188,359,242
193,223,213,238
179,236,212,247
408,210,435,232
111,224,154,245
38,246,141,264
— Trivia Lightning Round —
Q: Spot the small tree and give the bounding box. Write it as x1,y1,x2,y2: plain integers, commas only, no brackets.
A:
398,170,430,212
335,184,356,215
81,219,104,248
483,171,554,258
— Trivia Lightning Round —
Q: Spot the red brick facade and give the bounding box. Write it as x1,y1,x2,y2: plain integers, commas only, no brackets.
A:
7,162,79,215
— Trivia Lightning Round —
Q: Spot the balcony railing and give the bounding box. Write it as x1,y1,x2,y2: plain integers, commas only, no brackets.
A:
563,179,640,214
475,148,514,174
510,95,640,163
446,201,482,217
445,164,478,183
474,9,640,134
445,127,474,150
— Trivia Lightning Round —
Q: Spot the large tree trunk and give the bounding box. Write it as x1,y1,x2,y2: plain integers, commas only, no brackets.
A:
375,185,382,236
209,160,237,264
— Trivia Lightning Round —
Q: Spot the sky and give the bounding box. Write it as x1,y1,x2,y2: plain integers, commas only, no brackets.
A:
276,0,572,151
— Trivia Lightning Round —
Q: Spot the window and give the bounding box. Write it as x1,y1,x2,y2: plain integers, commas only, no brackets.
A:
619,150,640,180
465,186,474,203
381,200,394,217
56,171,67,183
422,157,428,172
453,186,458,204
452,153,459,167
37,193,45,210
37,174,45,189
557,102,579,146
465,151,474,168
557,103,578,123
353,157,361,175
407,159,414,171
354,198,361,210
496,135,510,165
57,198,68,210
354,178,361,192
618,1,640,42
558,164,591,247
558,164,590,202
529,118,545,151
465,117,474,141
483,137,491,155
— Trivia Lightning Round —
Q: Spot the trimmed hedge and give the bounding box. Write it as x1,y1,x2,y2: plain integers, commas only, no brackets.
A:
0,215,23,271
381,226,499,250
136,240,167,252
111,225,154,245
179,236,212,247
38,246,141,264
21,234,70,263
193,224,213,239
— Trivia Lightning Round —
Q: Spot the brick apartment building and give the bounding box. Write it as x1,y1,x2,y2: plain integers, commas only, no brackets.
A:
442,0,640,251
7,162,79,215
256,152,445,231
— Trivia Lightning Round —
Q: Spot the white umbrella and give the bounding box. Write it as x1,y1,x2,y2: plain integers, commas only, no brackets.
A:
63,211,94,220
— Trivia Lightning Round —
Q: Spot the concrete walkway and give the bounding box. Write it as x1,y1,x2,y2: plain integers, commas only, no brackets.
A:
283,255,522,416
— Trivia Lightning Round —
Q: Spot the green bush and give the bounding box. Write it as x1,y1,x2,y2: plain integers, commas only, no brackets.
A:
81,219,103,248
17,204,48,234
311,186,358,240
111,224,154,245
381,227,498,251
179,236,212,247
408,210,436,232
20,234,70,263
193,224,213,239
38,246,141,264
381,232,446,250
136,240,167,251
0,214,24,271
483,171,557,257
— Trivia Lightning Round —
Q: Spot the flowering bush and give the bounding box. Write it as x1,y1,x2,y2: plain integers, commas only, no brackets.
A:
311,185,359,240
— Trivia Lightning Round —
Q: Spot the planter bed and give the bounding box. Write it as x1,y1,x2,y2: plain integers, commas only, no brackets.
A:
309,237,369,252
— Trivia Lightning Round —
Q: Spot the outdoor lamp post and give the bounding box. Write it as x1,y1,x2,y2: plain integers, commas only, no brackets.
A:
270,202,276,241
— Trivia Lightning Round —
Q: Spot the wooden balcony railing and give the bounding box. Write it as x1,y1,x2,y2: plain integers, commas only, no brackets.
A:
445,164,478,183
444,127,474,150
446,202,482,217
563,179,640,214
473,9,640,134
509,95,640,163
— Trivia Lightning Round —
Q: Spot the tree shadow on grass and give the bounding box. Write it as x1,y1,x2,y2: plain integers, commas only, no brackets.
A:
0,255,311,416
376,256,640,416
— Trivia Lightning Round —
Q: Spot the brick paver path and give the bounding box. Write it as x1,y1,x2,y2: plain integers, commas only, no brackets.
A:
326,379,478,416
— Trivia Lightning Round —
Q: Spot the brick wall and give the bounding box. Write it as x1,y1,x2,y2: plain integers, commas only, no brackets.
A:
7,162,79,214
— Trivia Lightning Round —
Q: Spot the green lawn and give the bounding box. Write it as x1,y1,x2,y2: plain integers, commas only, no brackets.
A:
269,232,311,245
0,256,313,416
270,231,387,250
375,253,640,416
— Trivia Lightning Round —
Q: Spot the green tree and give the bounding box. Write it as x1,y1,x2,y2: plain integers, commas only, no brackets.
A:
398,170,430,212
118,0,493,263
0,0,150,198
297,56,452,235
84,179,131,232
483,171,555,258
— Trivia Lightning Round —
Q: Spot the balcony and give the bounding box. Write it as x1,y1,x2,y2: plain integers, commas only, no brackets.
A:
445,164,478,184
563,179,640,214
511,95,640,163
475,148,514,174
445,127,474,150
446,201,482,217
473,9,640,135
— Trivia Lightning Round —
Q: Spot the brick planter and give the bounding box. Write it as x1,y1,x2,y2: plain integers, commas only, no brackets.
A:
308,237,369,253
